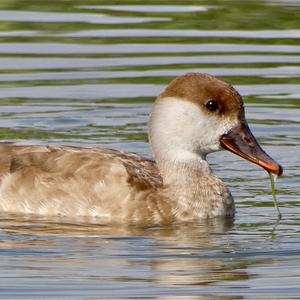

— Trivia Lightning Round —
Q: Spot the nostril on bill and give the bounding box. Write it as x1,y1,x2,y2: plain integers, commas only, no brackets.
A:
243,136,252,144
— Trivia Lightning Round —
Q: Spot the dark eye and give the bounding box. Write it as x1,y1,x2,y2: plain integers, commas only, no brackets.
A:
205,100,218,112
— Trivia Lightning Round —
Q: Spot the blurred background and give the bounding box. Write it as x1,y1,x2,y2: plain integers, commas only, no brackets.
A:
0,1,299,299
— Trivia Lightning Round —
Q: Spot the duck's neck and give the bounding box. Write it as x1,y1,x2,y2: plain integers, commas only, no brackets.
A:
156,151,209,185
156,154,234,219
149,97,234,218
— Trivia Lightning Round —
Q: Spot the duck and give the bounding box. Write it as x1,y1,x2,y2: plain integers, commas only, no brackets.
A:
0,73,282,225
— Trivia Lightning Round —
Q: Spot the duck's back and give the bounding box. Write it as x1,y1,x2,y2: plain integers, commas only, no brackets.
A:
0,144,163,222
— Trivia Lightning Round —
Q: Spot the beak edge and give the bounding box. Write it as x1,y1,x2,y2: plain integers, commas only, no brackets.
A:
219,124,283,176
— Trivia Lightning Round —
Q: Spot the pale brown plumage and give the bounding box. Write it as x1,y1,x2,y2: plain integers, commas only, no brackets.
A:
0,141,233,224
0,73,281,225
0,144,178,225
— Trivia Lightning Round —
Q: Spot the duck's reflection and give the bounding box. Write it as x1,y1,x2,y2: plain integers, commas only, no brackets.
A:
0,214,249,298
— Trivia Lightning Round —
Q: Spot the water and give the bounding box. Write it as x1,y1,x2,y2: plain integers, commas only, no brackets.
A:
0,0,299,299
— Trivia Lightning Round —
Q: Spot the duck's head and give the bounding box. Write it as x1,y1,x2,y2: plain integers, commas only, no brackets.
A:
149,72,282,175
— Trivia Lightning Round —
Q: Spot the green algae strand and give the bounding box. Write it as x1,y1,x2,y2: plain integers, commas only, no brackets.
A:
268,172,281,219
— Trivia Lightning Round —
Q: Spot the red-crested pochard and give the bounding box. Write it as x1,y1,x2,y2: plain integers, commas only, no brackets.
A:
0,73,282,224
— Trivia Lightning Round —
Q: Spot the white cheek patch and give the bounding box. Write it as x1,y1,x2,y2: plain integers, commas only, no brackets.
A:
191,113,237,154
149,97,239,160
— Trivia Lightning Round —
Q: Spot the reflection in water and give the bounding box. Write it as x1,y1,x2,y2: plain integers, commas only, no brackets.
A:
1,213,292,298
2,43,300,54
78,5,211,13
1,55,300,70
0,212,235,236
62,29,300,39
0,214,250,292
0,10,170,24
1,67,300,82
